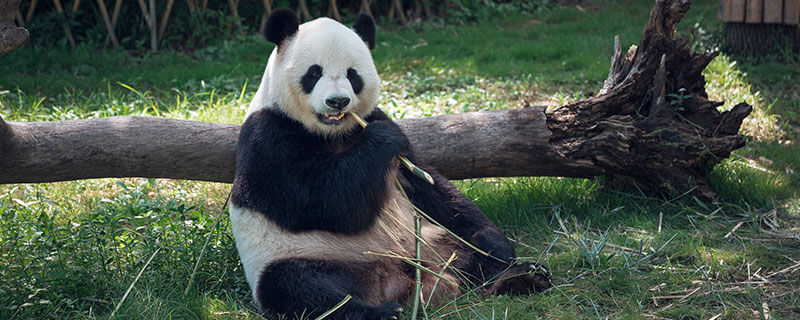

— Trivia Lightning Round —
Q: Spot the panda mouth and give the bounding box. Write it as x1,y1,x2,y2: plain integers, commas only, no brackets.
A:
318,112,346,124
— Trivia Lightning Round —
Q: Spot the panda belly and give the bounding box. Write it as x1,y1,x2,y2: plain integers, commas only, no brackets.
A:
229,186,447,307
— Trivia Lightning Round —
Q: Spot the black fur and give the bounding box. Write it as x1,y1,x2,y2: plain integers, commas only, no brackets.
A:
257,259,403,320
364,110,519,283
264,8,299,47
301,64,323,94
231,107,410,234
352,13,376,50
347,68,364,95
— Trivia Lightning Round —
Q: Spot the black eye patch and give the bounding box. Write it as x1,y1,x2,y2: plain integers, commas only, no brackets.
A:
347,68,364,95
300,64,323,94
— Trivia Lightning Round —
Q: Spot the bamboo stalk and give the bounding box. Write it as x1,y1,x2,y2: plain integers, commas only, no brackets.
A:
111,247,161,317
393,0,407,25
110,0,122,29
262,0,271,15
72,0,81,12
96,0,120,48
360,0,372,16
298,0,311,20
186,0,195,13
226,0,240,26
314,295,352,320
364,251,458,287
158,0,176,42
25,0,38,23
148,0,156,50
52,0,77,48
15,8,24,27
329,0,341,21
410,214,422,320
349,112,433,184
104,0,122,46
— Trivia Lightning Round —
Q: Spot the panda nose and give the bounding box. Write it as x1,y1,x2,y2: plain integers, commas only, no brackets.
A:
325,97,351,110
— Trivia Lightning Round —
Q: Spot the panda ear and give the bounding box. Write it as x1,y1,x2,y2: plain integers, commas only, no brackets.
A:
352,13,376,50
263,8,299,48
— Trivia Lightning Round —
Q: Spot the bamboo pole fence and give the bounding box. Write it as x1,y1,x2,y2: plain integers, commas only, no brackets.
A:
12,0,472,51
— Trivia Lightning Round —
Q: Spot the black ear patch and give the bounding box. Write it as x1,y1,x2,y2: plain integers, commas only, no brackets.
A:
264,8,299,47
352,13,376,50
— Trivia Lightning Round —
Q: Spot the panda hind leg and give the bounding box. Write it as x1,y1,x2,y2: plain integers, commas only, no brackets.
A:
256,259,403,320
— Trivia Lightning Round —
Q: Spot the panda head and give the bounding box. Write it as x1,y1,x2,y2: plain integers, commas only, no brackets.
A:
260,9,379,137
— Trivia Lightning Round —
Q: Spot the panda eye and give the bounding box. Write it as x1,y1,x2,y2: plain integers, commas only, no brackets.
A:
300,65,323,94
347,68,364,95
308,65,322,78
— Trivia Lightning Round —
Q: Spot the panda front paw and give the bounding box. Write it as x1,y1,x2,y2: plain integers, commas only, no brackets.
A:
366,301,403,320
363,120,411,156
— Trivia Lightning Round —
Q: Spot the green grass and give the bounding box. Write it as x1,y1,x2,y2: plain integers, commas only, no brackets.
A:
2,0,800,319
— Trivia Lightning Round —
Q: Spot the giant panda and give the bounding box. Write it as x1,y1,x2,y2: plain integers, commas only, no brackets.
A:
230,8,551,319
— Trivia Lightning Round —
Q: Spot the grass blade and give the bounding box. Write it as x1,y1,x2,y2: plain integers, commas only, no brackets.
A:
111,247,161,317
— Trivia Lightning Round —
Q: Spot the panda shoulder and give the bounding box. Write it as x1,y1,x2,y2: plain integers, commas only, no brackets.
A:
364,108,390,122
240,108,302,143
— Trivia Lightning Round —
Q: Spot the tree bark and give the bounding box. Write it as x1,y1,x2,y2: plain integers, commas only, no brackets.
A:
0,0,752,202
0,0,29,57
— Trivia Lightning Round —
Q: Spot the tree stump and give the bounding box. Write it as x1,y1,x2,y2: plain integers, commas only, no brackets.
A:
0,0,29,57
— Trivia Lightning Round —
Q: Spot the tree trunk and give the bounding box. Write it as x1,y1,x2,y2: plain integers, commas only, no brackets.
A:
0,0,28,57
0,0,752,202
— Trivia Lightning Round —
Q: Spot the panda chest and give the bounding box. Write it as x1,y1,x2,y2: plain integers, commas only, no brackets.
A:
320,134,361,154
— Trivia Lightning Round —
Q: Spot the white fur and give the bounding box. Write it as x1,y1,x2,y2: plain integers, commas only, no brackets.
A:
247,17,381,136
229,186,419,307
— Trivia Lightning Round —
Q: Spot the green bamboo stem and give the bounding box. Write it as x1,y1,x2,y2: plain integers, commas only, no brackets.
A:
350,112,434,185
314,295,352,320
411,214,422,320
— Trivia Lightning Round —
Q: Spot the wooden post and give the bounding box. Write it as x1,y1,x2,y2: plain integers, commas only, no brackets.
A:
746,0,763,23
158,0,176,42
785,0,800,24
763,0,782,23
718,0,731,20
52,0,77,48
95,0,120,48
730,0,746,22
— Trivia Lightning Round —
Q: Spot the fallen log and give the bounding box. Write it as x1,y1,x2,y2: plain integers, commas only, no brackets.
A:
0,0,752,201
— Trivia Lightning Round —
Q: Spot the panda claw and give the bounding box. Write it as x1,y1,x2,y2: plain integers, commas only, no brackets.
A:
394,307,403,312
